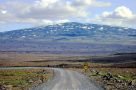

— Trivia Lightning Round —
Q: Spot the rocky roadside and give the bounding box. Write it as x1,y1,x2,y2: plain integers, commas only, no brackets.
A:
86,69,136,90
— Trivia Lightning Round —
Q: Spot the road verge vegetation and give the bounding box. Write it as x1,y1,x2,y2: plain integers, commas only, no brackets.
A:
84,66,136,90
0,69,53,90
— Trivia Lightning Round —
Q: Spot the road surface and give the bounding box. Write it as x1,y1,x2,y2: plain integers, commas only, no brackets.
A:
32,68,103,90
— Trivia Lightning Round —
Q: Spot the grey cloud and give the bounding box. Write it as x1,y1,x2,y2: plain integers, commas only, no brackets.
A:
0,0,111,24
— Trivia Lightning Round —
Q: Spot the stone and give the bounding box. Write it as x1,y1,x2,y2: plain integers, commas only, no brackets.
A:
128,81,132,86
95,71,99,75
4,85,13,90
0,85,6,90
107,72,113,78
28,79,34,83
132,80,136,86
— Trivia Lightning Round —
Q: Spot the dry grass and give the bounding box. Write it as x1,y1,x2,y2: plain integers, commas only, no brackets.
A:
0,52,136,90
0,69,53,90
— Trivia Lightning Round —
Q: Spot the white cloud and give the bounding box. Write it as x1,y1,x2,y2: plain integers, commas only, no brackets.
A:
41,19,70,25
0,0,111,25
101,6,134,19
94,6,136,28
72,0,110,7
114,6,133,19
20,0,92,19
34,0,58,8
1,10,7,14
55,19,70,23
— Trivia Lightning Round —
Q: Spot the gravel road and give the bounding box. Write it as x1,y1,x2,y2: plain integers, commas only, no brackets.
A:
32,68,103,90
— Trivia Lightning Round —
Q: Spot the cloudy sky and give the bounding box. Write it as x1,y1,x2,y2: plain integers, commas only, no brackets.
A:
0,0,136,32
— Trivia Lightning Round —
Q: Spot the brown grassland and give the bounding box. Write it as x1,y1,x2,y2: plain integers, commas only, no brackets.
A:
0,52,136,90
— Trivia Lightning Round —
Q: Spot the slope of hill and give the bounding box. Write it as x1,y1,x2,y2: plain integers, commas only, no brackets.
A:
0,22,136,55
0,22,136,44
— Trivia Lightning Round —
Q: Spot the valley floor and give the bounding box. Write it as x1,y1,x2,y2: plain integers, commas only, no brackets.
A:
0,52,136,90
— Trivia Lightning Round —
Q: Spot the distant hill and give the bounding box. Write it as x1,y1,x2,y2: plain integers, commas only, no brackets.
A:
0,22,136,55
0,22,136,44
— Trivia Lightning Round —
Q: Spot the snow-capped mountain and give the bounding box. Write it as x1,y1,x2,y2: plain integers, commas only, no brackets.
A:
0,22,136,44
0,22,136,55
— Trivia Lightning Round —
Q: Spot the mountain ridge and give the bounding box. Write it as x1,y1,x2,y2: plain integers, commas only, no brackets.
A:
0,22,136,55
1,22,136,33
0,22,136,44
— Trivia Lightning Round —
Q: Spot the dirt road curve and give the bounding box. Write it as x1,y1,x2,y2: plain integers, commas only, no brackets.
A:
32,68,103,90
